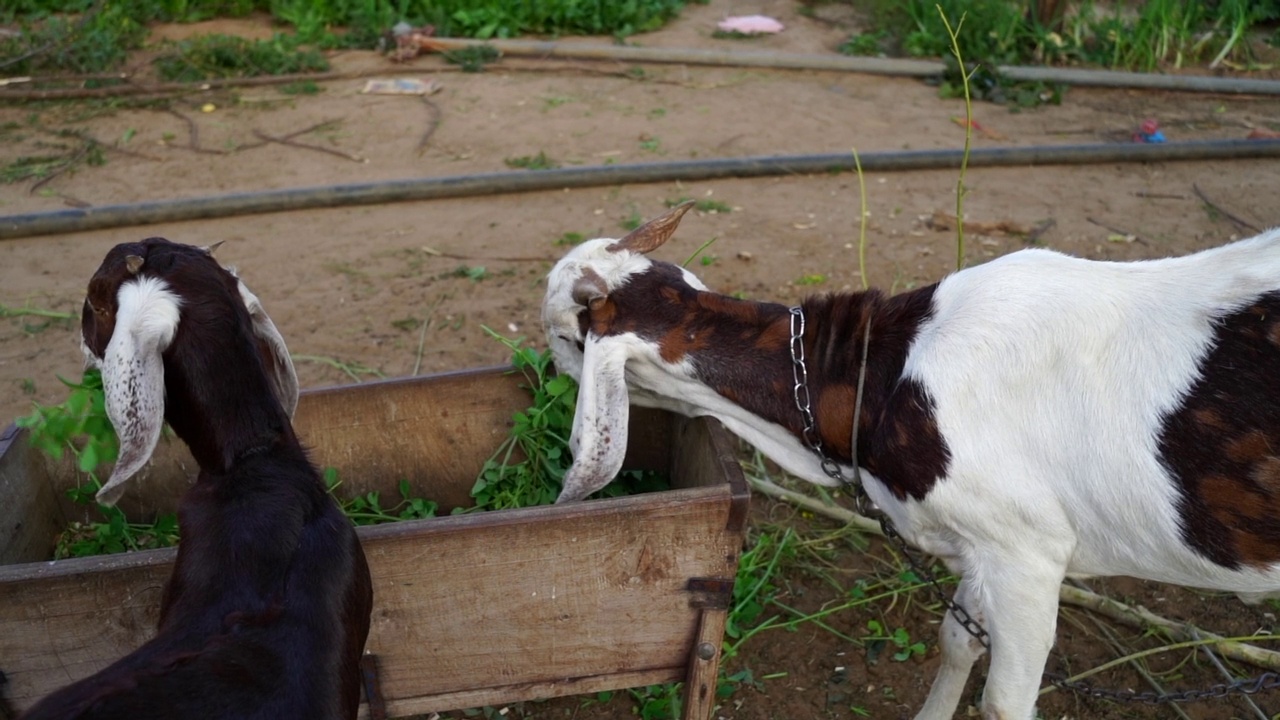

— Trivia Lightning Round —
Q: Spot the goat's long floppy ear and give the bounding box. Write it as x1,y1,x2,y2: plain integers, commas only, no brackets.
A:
556,335,631,503
236,279,299,418
96,277,181,506
607,200,695,254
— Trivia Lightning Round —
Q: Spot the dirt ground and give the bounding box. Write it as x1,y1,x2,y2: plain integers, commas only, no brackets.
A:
3,0,1280,718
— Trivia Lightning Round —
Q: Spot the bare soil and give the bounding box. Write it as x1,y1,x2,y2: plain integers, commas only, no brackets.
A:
3,1,1280,718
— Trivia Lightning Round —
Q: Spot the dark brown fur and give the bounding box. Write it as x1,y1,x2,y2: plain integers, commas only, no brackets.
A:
1157,293,1280,569
594,262,949,502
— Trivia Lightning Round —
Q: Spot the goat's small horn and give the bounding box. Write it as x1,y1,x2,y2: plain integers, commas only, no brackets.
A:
203,240,227,256
608,200,695,255
125,255,144,275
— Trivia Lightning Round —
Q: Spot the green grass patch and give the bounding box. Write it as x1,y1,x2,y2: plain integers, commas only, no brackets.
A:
153,33,328,82
840,0,1280,76
3,0,699,77
504,151,558,170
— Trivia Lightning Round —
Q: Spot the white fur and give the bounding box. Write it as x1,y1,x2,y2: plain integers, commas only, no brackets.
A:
97,276,181,506
545,226,1280,720
236,279,299,419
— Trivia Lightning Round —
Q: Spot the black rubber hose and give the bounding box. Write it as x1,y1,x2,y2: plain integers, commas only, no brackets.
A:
3,139,1277,241
421,39,1280,95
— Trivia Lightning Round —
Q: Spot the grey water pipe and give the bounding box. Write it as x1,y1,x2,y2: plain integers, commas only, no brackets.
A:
423,38,1280,95
2,139,1278,241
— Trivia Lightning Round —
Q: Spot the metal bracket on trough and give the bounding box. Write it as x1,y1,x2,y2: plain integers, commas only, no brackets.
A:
685,577,734,609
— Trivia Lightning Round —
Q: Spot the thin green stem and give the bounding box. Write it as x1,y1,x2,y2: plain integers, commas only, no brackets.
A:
0,304,76,320
682,236,719,268
937,6,974,271
852,146,869,290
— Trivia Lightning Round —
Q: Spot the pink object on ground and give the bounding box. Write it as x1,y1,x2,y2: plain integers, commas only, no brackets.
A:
717,15,785,34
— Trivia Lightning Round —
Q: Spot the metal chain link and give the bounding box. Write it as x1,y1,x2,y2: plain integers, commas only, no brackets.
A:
786,305,1280,706
1044,670,1280,704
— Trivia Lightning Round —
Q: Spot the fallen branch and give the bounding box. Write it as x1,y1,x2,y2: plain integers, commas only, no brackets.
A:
1058,584,1280,672
251,129,366,163
233,119,342,153
745,474,881,535
749,473,1280,674
28,141,93,194
418,96,442,155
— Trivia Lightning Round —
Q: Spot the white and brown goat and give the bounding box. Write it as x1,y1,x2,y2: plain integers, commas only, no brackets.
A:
542,202,1280,720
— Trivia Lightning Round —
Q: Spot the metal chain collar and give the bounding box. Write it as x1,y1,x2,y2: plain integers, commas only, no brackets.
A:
785,305,1280,705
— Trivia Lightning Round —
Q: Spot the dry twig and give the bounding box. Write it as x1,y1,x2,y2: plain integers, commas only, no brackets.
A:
251,129,366,163
418,96,442,155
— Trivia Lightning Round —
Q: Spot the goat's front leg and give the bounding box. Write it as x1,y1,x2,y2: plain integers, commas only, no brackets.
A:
914,574,986,720
976,557,1065,720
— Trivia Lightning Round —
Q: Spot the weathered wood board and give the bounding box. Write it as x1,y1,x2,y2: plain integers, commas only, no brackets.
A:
0,367,750,719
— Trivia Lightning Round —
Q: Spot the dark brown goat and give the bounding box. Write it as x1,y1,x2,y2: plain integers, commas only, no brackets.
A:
21,239,372,720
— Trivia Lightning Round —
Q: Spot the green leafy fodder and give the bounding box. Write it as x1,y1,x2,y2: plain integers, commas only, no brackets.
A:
17,368,118,474
469,330,668,512
56,480,181,559
324,469,438,525
17,368,181,559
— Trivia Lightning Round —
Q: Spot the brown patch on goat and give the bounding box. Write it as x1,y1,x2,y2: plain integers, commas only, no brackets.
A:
868,380,952,501
585,297,618,337
1227,431,1273,464
1193,408,1229,431
1160,291,1280,569
816,384,856,457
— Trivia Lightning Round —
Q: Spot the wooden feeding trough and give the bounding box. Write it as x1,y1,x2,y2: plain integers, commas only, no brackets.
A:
0,366,750,719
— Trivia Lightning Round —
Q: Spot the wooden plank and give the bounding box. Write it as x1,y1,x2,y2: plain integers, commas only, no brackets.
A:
0,486,738,713
670,415,752,532
357,487,739,703
295,367,529,512
374,667,685,720
0,423,64,565
0,368,751,717
682,608,729,720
